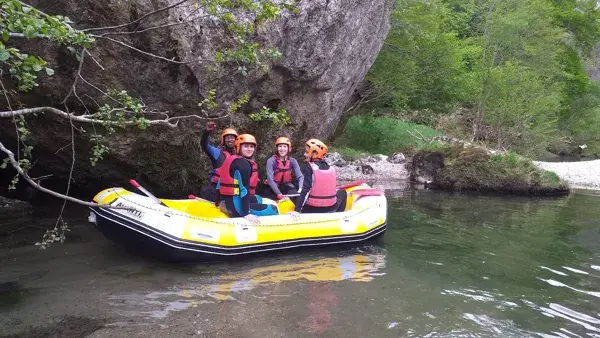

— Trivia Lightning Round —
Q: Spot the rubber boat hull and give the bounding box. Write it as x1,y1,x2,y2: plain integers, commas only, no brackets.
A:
90,206,386,262
88,183,387,262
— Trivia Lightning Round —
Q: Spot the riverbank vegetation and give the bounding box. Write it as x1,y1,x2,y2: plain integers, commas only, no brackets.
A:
338,0,600,159
411,142,569,195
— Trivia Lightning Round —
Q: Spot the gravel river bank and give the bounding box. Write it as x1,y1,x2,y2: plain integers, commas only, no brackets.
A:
533,159,600,190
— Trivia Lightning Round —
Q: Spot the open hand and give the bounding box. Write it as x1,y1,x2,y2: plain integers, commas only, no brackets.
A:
288,211,301,221
244,214,260,225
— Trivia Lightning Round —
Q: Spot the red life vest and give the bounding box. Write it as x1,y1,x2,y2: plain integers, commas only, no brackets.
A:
268,155,293,185
307,162,337,207
210,149,232,184
217,155,259,196
248,159,259,196
216,153,242,196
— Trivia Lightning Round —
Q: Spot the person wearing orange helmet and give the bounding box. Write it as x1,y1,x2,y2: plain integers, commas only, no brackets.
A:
263,137,304,201
288,138,346,218
200,122,238,201
216,134,278,223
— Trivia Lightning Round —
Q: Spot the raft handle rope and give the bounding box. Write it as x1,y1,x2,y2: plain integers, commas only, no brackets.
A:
106,189,381,226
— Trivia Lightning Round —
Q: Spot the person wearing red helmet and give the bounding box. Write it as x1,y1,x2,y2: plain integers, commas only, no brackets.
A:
216,134,278,223
200,122,238,201
288,139,346,219
263,137,304,201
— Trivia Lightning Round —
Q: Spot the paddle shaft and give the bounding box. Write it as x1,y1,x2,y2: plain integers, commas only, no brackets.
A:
130,179,167,206
282,181,363,199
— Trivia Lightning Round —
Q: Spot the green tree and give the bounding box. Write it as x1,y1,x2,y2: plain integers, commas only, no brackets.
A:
366,0,465,113
363,0,600,156
467,0,565,152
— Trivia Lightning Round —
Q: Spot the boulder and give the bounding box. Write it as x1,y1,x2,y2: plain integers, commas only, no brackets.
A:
0,196,33,218
324,152,347,167
360,164,375,174
387,152,406,164
0,0,394,198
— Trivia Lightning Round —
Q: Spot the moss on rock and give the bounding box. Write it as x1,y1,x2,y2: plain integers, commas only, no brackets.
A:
410,142,569,195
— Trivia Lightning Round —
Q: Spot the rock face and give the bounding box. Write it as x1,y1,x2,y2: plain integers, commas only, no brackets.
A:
408,152,444,185
0,0,394,199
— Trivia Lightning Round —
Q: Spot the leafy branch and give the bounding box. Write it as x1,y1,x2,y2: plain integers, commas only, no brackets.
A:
249,106,291,127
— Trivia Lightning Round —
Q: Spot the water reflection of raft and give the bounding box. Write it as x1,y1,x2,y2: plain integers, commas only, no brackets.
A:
88,183,387,261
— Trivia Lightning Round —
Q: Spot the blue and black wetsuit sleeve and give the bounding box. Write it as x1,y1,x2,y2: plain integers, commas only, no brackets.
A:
230,158,251,216
201,130,222,167
294,163,313,212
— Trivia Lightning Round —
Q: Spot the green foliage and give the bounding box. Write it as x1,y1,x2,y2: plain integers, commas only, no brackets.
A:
364,0,600,156
94,90,149,131
198,89,220,110
334,116,441,154
89,134,109,167
228,93,249,113
550,0,600,56
366,0,465,112
198,90,250,116
458,0,566,153
5,115,34,189
249,106,291,127
476,62,562,154
35,221,69,249
0,0,93,91
557,81,600,157
205,0,297,74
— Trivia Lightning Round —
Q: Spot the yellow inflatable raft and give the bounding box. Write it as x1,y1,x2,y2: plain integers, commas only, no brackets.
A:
88,182,387,261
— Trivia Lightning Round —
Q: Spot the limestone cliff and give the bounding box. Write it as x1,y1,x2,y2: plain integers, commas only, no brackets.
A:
0,0,393,198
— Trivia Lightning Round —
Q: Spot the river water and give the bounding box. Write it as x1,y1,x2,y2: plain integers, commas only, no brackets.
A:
1,187,600,337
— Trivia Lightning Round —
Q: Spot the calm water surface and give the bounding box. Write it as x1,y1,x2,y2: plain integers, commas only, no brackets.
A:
1,187,600,337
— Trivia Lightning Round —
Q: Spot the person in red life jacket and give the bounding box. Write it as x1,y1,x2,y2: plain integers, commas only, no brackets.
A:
234,134,262,203
216,134,278,223
288,139,347,219
262,137,304,201
199,122,237,202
